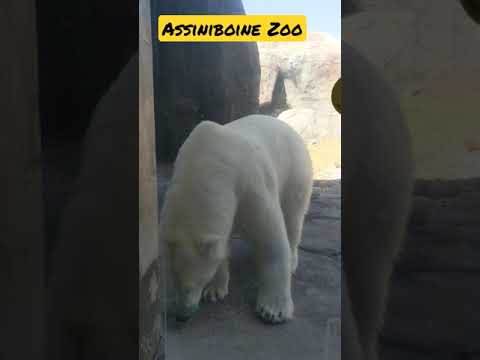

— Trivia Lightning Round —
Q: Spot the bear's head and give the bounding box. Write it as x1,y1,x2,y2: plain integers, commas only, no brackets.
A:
164,225,227,321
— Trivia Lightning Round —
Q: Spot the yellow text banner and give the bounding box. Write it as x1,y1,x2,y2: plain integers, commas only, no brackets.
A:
158,15,307,42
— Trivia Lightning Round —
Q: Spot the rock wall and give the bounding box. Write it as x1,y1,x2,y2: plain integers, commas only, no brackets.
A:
257,33,341,179
153,0,261,162
258,33,341,144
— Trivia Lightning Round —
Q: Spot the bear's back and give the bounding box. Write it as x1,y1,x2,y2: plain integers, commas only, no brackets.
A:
224,115,312,193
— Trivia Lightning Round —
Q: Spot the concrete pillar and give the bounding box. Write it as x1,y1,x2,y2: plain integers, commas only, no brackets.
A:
140,0,166,358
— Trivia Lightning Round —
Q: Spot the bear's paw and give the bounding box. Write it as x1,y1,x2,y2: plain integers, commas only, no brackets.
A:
201,282,228,303
256,292,294,324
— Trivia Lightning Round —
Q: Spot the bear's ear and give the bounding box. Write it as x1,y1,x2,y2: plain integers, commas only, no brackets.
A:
196,235,224,259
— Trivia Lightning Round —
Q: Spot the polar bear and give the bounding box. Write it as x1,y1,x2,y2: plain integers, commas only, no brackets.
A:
48,55,138,359
342,42,414,360
159,114,313,324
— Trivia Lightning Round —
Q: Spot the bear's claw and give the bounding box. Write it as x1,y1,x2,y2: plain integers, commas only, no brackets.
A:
201,285,228,303
256,305,288,324
255,293,293,324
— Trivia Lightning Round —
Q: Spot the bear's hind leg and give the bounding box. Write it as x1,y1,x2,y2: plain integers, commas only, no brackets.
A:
283,209,304,274
282,181,312,274
201,259,229,303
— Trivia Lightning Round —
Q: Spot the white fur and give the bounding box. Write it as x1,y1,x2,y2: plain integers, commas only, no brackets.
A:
160,114,313,323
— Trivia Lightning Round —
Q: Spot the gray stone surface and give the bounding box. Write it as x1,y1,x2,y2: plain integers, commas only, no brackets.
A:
159,172,341,360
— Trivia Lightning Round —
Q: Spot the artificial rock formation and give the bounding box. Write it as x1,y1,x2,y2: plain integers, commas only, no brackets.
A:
257,33,341,146
154,0,261,162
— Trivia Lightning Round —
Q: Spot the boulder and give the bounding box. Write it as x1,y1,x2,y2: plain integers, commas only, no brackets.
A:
278,106,340,145
154,0,261,162
257,32,341,145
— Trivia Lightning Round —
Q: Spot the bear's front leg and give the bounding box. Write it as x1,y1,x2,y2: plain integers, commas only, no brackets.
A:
202,259,229,303
247,198,293,324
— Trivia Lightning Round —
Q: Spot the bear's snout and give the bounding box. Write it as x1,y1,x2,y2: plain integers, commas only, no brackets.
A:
175,303,199,322
174,285,203,321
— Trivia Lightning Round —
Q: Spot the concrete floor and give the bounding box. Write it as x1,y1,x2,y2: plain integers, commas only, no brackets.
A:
160,173,341,360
